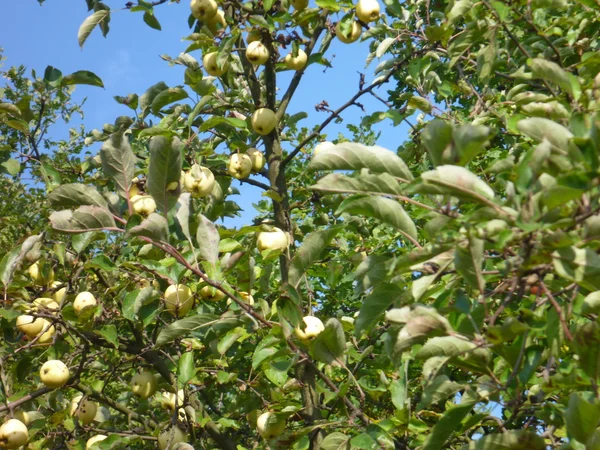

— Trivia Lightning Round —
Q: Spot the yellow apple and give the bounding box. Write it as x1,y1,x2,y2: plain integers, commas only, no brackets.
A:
291,0,309,10
131,370,158,399
131,195,157,216
227,291,254,307
256,227,289,252
314,141,335,156
31,297,60,315
227,153,253,180
160,389,185,411
295,316,325,341
356,0,381,23
36,319,56,344
203,52,228,77
0,419,28,449
206,8,226,33
164,284,194,317
172,444,194,450
183,165,215,198
70,395,98,425
283,49,308,71
40,360,70,389
73,291,97,316
190,0,218,20
16,315,44,338
13,412,29,427
86,435,107,449
256,411,286,439
158,426,188,450
46,281,67,304
246,148,266,173
129,182,141,199
199,285,226,302
247,29,261,44
246,41,270,65
251,108,277,135
28,261,54,286
167,181,179,191
336,21,362,43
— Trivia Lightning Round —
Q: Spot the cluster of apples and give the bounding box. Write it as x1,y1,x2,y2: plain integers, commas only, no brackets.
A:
190,0,226,34
227,148,265,180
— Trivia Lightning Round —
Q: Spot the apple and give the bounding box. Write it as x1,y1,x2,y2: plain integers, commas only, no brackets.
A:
32,297,60,314
167,181,179,191
131,195,157,216
227,291,254,307
314,141,335,156
73,291,97,316
295,316,325,341
227,153,253,180
13,412,29,427
158,426,188,450
0,419,28,449
16,315,44,338
246,41,270,65
336,21,362,44
190,0,217,20
256,411,285,439
247,29,261,44
246,148,266,173
164,284,194,317
129,182,141,199
28,261,54,286
70,395,98,425
252,108,277,135
356,0,381,23
283,49,308,71
160,389,185,411
137,279,160,291
86,435,107,449
131,370,158,399
172,444,194,450
36,319,56,344
203,52,228,77
291,0,309,10
256,227,289,252
183,165,215,198
40,360,70,389
199,285,226,302
206,8,226,33
45,281,67,304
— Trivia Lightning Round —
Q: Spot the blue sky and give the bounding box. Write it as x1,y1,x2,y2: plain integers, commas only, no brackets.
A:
1,1,409,226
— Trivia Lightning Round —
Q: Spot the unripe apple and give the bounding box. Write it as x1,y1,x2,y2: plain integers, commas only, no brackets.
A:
73,291,97,316
164,284,194,317
160,389,185,411
131,195,157,216
86,435,107,449
336,21,362,43
252,108,277,135
40,360,70,389
246,148,266,173
246,41,270,65
16,315,44,338
158,426,188,450
283,49,308,71
199,285,226,302
32,297,60,315
356,0,380,23
46,281,67,304
247,29,261,44
227,153,253,180
0,419,28,449
183,166,215,198
206,9,226,33
256,411,286,439
203,52,228,77
70,396,98,425
190,0,218,20
28,261,54,286
295,316,325,341
291,0,309,10
227,291,254,306
36,319,56,344
131,370,158,399
256,227,289,252
314,141,335,156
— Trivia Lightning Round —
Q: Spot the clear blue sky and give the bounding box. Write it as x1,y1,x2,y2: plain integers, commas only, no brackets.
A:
0,1,409,226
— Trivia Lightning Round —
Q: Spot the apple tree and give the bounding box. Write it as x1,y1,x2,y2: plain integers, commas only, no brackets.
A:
1,0,600,448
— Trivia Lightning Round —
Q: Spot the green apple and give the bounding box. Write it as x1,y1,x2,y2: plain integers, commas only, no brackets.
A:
295,316,325,341
160,389,185,411
31,297,60,315
131,370,158,399
283,49,308,71
246,148,266,172
131,195,157,216
73,291,97,316
164,284,194,317
227,153,253,179
16,315,44,338
70,395,98,425
314,141,334,156
158,426,188,450
190,0,217,20
256,411,285,439
183,165,215,198
291,0,309,10
0,419,28,449
45,281,67,304
257,227,289,252
336,21,362,43
36,319,56,344
203,52,228,77
28,261,54,286
206,9,226,33
199,285,226,302
251,108,277,135
40,360,70,389
356,0,381,23
246,41,270,65
227,291,254,307
86,435,107,449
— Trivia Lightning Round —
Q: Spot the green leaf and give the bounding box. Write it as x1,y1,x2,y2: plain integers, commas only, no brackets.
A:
447,0,472,24
417,375,463,410
308,142,414,181
0,103,22,117
311,318,346,364
143,11,161,30
100,130,137,199
122,287,154,321
416,336,477,360
553,247,600,291
140,81,169,114
416,165,495,202
48,184,109,209
355,283,402,336
85,255,116,271
175,193,192,241
320,432,351,450
528,58,581,100
196,214,219,267
78,10,110,48
155,314,220,346
422,119,454,167
517,117,573,154
408,95,432,113
1,158,21,176
98,325,118,348
461,430,545,449
422,402,476,450
147,135,183,213
61,70,104,88
573,322,600,380
0,234,42,287
454,237,485,292
44,66,63,87
178,352,195,387
312,171,404,197
50,206,117,233
128,213,168,242
150,87,188,115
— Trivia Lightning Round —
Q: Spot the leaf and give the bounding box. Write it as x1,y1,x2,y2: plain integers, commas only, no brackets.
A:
336,195,418,241
122,287,154,321
308,142,413,181
147,136,183,213
321,432,351,450
454,237,485,292
408,95,432,113
140,81,169,114
422,119,454,167
100,130,137,199
573,322,600,380
355,283,402,336
416,336,477,360
0,103,22,117
196,214,219,267
78,10,110,48
50,206,117,233
454,124,492,166
156,314,220,346
98,325,118,348
178,352,195,387
376,38,396,58
422,402,476,450
417,165,495,202
417,375,463,410
311,318,346,364
553,247,600,291
312,171,404,197
128,213,168,242
44,66,63,87
61,70,104,88
528,58,581,100
176,193,193,241
461,430,546,449
447,0,472,24
289,226,343,288
48,184,108,209
151,87,188,115
0,234,42,287
1,158,21,176
517,117,573,154
143,11,161,30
